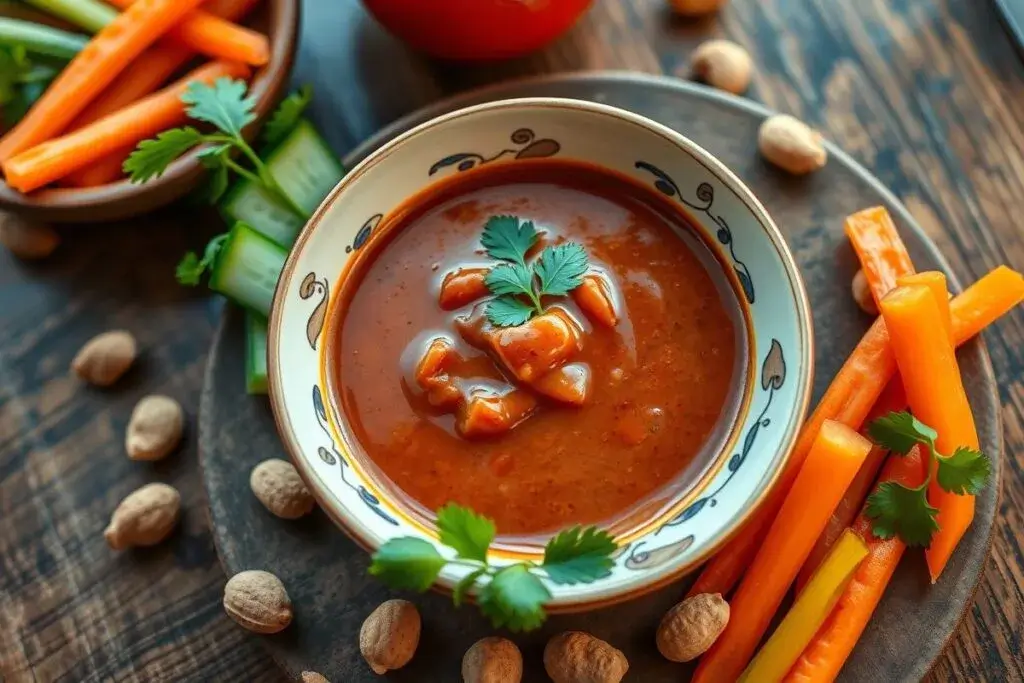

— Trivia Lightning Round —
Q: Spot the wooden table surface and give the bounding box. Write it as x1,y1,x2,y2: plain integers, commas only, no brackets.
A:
1,1,1022,681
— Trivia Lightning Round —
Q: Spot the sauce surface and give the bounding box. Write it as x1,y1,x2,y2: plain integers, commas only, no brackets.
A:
333,161,741,534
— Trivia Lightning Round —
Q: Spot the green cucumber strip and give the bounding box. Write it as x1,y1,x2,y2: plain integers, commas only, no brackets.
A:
245,312,269,395
21,0,115,34
0,17,88,59
209,222,288,317
220,119,343,247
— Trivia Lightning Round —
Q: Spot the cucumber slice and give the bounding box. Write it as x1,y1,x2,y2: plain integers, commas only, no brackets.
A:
209,222,288,317
245,312,269,395
220,119,343,247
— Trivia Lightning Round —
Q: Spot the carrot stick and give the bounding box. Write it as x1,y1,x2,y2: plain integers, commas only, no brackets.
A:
2,61,250,193
897,271,952,341
785,447,927,682
688,265,1023,598
60,146,134,187
844,206,916,307
105,0,270,66
880,283,980,583
0,0,210,166
692,420,872,683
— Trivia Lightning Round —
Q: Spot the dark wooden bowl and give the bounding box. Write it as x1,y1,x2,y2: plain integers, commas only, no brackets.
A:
0,0,299,223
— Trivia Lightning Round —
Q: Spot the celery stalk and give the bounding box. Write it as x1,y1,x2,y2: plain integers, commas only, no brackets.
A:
0,17,87,58
22,0,116,34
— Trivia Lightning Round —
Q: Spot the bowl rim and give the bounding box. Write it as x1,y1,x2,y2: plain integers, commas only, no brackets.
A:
267,96,815,610
0,0,300,221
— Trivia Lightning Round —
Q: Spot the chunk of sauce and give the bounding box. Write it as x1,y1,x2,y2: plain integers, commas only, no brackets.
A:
333,161,740,534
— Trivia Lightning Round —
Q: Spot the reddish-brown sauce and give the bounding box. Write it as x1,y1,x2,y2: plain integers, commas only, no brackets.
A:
333,160,741,534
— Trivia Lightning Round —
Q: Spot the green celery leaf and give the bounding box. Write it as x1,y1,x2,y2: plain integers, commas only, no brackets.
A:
261,85,313,148
866,481,939,547
182,77,257,138
453,567,488,607
542,526,617,585
477,564,550,632
484,263,534,297
486,296,534,328
436,502,496,563
535,243,589,296
868,411,937,455
124,127,206,183
936,446,990,495
369,537,446,592
481,215,538,265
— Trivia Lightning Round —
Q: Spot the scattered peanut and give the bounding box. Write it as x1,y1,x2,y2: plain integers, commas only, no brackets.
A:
544,631,628,683
250,458,315,519
691,40,752,94
125,395,184,461
71,330,138,387
656,592,730,662
851,269,878,315
104,482,181,550
301,672,330,683
223,570,293,634
669,0,726,17
360,599,421,675
0,212,59,260
462,636,523,683
758,114,828,175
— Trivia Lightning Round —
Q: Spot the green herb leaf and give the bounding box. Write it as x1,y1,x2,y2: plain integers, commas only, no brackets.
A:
541,526,618,585
176,234,228,286
436,502,496,563
866,481,939,547
535,243,589,296
477,564,550,632
936,446,990,495
484,263,534,297
261,85,312,148
453,567,487,607
486,296,535,327
868,411,937,455
124,127,205,183
182,77,256,138
480,215,538,266
195,145,231,203
369,537,446,592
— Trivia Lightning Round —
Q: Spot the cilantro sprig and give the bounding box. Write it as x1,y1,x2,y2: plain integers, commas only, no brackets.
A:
480,216,589,327
865,411,991,547
369,502,617,631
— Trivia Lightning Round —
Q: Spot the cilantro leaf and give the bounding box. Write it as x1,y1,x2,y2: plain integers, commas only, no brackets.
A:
868,411,937,455
481,215,538,266
182,78,256,138
936,446,990,495
196,145,231,204
261,85,312,148
484,263,534,297
477,564,550,632
535,243,589,296
866,481,939,547
453,567,487,607
436,502,496,563
542,526,617,585
124,127,205,183
486,296,535,327
369,537,446,591
176,234,228,285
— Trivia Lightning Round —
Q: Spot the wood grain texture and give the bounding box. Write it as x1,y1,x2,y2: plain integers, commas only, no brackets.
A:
0,0,1022,681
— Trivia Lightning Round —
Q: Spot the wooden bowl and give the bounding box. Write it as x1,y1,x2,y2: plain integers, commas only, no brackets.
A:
0,0,299,223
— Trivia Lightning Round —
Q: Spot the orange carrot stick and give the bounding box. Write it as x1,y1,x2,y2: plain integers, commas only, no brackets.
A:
844,206,916,306
0,0,208,165
2,61,250,193
105,0,270,66
688,265,1023,598
692,420,872,683
785,447,926,682
897,271,952,341
880,283,980,583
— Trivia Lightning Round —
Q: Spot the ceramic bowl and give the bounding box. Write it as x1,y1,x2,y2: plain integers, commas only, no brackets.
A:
268,98,814,610
0,0,299,223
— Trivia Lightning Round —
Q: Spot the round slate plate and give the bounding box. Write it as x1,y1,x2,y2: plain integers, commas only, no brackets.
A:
199,73,1001,683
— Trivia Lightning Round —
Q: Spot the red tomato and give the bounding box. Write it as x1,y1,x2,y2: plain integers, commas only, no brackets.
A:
362,0,594,61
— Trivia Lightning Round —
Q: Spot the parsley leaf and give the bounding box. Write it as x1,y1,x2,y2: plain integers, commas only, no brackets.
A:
936,446,990,495
486,296,535,328
436,503,495,563
124,127,205,182
453,567,487,607
484,263,534,297
477,564,550,632
535,243,589,296
261,85,312,148
176,234,228,286
868,411,937,455
481,215,538,266
182,77,256,137
866,481,939,547
368,537,446,591
542,526,617,585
